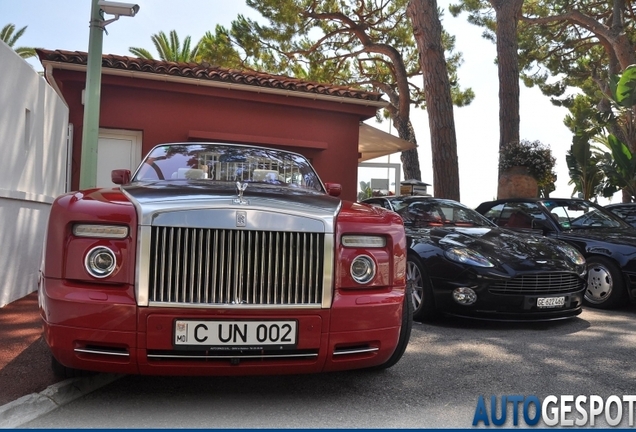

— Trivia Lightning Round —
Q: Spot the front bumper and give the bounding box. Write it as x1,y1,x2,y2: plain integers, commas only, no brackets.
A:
40,278,404,375
431,278,585,322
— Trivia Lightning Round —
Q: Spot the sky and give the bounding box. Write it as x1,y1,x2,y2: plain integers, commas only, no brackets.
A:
1,0,607,208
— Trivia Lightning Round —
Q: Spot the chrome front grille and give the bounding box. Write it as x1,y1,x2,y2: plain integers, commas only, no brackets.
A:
148,227,325,306
489,273,584,295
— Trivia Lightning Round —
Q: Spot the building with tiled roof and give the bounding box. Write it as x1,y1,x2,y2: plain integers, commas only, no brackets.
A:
37,49,414,200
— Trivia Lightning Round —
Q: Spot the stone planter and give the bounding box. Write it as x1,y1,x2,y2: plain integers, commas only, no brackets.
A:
497,166,538,199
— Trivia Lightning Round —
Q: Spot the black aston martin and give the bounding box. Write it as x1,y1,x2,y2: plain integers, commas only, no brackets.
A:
476,197,636,310
362,196,587,322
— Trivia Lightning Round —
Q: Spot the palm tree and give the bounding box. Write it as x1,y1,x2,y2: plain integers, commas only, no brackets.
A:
1,24,36,59
129,30,200,62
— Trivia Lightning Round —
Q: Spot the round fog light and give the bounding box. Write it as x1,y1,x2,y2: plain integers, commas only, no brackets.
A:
85,246,117,278
453,287,477,305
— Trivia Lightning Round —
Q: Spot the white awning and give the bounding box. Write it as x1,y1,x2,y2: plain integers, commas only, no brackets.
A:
358,123,417,162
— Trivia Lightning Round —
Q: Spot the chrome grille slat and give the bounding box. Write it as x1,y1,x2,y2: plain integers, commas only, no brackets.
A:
167,228,174,302
309,235,315,303
269,231,274,303
219,230,226,303
237,231,242,300
196,229,203,303
203,230,211,304
149,227,325,306
245,231,252,304
212,231,219,303
489,273,584,295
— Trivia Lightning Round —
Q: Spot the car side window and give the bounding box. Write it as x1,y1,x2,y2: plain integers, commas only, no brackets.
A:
482,202,550,231
500,202,550,231
609,206,636,227
481,204,505,226
364,199,391,210
378,200,393,211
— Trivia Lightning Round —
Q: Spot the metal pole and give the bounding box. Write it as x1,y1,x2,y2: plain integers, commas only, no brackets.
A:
79,0,104,189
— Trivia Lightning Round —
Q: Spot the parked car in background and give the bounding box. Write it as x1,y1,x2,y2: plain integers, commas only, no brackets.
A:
475,198,636,310
361,196,587,322
40,142,413,377
605,203,636,228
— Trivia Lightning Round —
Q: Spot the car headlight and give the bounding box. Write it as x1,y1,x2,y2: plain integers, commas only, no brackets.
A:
85,246,117,278
444,247,494,268
350,255,376,284
555,244,585,266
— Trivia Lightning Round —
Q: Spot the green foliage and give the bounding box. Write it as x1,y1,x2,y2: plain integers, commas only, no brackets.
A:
196,26,244,68
200,1,474,109
450,1,636,124
357,181,372,201
612,65,636,108
499,139,556,195
450,0,636,203
1,23,36,59
593,66,636,202
195,0,476,186
563,93,608,200
596,134,636,201
129,30,200,62
566,138,605,200
449,0,636,202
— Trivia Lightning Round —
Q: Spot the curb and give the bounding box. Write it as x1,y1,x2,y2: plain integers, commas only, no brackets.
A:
0,373,123,428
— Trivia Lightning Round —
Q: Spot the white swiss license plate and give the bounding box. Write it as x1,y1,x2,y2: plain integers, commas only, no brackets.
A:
174,320,297,349
537,297,565,308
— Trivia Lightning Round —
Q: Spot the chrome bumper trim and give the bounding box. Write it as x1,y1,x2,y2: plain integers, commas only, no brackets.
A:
333,347,379,356
74,348,130,357
147,352,319,360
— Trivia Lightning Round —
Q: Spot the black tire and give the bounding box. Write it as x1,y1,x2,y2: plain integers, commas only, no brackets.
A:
407,254,437,322
584,256,626,309
51,354,94,379
368,283,414,371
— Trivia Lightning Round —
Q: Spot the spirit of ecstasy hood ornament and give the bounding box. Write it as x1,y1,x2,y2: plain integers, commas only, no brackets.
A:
233,181,249,205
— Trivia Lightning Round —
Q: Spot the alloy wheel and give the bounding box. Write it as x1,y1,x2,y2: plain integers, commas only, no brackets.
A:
586,263,613,304
406,260,424,313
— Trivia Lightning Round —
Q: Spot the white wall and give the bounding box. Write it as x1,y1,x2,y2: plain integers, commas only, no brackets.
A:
0,42,69,307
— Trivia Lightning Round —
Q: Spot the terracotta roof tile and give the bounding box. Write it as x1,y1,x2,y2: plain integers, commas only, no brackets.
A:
36,49,383,102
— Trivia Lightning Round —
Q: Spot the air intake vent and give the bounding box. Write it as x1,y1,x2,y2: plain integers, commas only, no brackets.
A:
489,273,584,295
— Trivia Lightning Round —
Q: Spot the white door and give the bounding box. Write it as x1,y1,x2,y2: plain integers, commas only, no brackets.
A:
96,129,142,187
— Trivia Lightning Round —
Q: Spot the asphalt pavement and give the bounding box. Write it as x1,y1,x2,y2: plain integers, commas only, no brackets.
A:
0,291,121,428
4,291,636,428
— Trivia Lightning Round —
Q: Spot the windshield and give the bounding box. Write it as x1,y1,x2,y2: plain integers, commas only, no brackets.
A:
132,143,324,193
395,199,495,228
542,199,627,229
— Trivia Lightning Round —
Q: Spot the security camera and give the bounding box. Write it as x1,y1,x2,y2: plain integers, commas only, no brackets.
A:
98,0,140,17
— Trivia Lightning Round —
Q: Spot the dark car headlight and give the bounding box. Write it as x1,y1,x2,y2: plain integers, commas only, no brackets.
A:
445,247,494,268
555,244,586,266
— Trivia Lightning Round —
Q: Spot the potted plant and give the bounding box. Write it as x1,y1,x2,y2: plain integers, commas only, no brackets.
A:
498,139,556,198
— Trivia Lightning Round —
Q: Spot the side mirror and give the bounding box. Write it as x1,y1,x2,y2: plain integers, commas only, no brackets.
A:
324,182,342,197
111,169,131,185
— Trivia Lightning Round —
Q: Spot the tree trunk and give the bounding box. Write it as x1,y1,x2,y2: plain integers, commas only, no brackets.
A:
491,0,524,198
393,116,422,181
407,0,461,200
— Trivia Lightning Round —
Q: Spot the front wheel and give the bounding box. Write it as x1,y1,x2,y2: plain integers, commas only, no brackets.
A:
407,255,437,322
584,256,626,309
